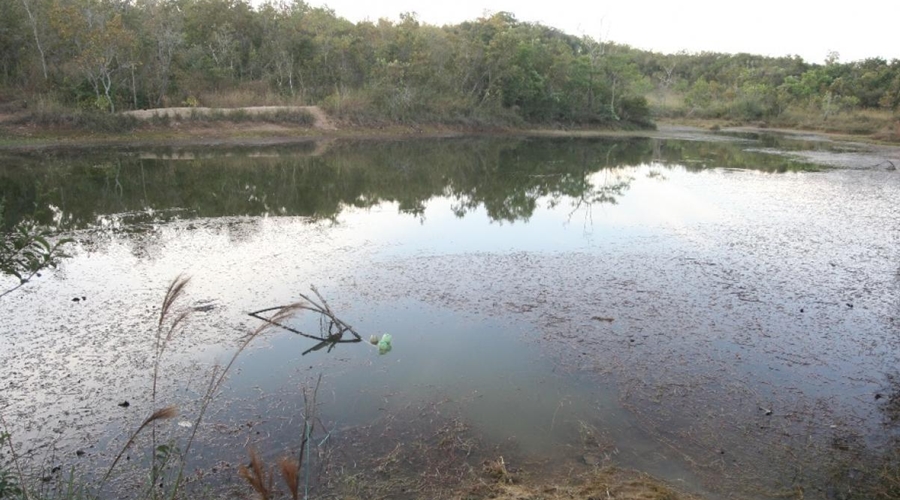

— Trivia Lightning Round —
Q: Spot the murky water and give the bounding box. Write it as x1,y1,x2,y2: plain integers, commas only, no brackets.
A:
1,134,898,499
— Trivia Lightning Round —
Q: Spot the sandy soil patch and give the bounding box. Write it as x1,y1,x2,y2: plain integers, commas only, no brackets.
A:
121,105,337,130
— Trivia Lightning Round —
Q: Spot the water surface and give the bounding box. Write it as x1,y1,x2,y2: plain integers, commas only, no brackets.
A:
1,134,898,499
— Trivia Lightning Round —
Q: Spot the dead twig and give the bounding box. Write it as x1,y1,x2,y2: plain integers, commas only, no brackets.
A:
875,159,897,170
249,286,364,355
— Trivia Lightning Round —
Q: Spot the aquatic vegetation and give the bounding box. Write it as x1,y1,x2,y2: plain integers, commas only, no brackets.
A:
0,276,309,499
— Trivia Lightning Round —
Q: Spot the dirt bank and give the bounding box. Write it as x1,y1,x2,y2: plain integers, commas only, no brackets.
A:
3,107,900,168
121,105,337,130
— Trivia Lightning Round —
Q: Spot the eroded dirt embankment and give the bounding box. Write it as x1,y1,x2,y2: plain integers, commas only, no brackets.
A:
3,104,900,165
121,105,337,130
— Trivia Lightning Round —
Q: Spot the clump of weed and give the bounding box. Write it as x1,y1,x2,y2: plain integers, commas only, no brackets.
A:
0,430,23,499
10,99,140,132
463,467,699,500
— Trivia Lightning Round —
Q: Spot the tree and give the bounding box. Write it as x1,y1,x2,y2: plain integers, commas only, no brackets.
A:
139,0,184,106
0,1,28,84
20,0,49,80
50,0,136,111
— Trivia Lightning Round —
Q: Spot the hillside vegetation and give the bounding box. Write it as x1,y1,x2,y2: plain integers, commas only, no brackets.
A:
0,0,898,136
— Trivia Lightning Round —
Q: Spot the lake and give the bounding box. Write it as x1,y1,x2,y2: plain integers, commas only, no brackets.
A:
1,132,898,499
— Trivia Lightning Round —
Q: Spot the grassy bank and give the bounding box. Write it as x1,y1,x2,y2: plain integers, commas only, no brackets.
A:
649,94,900,143
0,87,659,148
2,102,316,133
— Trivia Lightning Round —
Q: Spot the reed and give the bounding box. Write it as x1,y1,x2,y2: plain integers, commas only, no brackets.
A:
97,276,304,499
101,407,178,484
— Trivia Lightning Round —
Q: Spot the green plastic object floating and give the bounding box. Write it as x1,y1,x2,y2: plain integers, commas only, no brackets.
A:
377,333,392,355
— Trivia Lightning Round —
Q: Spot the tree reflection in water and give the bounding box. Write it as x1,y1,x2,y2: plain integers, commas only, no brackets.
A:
0,136,821,234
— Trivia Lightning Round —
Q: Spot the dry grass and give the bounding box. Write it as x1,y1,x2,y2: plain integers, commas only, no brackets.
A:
482,456,515,485
278,457,300,500
772,107,898,136
123,106,319,128
648,89,900,142
462,467,697,500
196,86,307,108
94,277,306,499
239,449,274,500
10,98,141,132
323,393,698,500
873,465,900,500
873,120,900,143
646,91,687,118
236,452,305,500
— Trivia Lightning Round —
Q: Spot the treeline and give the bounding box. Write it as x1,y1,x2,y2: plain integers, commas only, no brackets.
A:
1,0,898,132
0,0,653,127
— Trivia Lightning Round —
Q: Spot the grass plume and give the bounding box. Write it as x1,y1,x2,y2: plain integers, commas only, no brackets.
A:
101,406,178,484
278,457,300,500
238,449,272,500
166,301,304,499
159,275,191,329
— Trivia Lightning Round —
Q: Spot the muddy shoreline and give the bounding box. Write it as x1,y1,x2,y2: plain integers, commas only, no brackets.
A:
2,124,899,173
0,114,897,153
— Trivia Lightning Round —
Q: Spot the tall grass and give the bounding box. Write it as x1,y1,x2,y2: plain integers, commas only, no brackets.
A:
770,107,898,135
143,108,316,127
196,85,307,108
650,90,900,141
201,109,316,126
0,276,305,500
11,98,140,133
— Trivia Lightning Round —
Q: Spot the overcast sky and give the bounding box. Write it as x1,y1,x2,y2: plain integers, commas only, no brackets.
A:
303,0,899,64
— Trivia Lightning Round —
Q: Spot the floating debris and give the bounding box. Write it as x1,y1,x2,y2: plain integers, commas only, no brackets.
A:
378,334,393,355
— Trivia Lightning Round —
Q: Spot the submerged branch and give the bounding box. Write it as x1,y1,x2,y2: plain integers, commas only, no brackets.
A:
248,286,364,355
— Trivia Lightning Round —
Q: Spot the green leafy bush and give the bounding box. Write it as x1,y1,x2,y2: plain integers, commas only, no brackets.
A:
0,201,72,298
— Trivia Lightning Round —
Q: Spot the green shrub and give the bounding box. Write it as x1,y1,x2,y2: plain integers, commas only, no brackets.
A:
0,432,23,499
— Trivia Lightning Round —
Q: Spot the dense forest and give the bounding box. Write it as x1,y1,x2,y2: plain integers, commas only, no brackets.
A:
1,0,899,132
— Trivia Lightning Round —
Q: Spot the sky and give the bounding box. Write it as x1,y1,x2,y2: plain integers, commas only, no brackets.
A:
303,0,900,64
